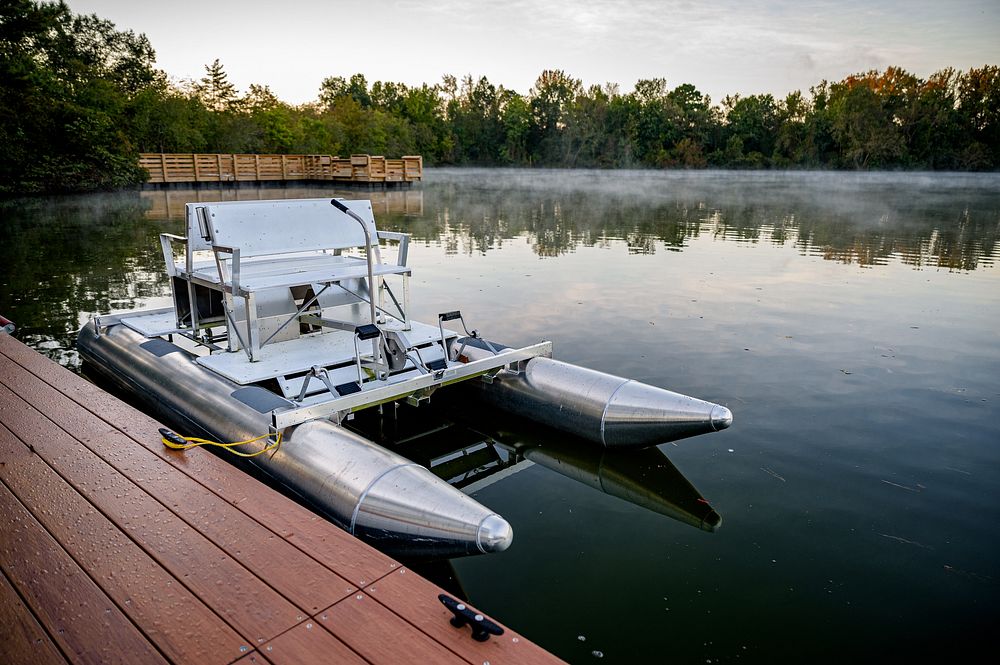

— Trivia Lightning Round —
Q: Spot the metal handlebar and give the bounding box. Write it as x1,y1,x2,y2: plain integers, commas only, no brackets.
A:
332,199,382,376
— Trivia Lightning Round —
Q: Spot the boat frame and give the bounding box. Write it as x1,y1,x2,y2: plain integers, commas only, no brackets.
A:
97,197,551,438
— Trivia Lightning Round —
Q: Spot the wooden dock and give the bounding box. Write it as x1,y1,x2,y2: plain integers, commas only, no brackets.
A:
139,154,422,187
0,331,561,665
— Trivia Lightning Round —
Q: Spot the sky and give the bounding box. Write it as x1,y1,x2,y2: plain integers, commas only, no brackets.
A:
67,0,1000,105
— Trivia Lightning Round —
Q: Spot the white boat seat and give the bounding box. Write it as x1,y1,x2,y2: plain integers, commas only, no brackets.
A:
160,198,411,362
188,253,410,292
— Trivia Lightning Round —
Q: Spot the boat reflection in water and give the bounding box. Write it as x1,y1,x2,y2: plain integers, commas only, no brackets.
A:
508,430,720,533
351,407,721,535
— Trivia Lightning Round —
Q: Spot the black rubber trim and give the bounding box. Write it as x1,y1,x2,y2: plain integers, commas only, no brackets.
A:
230,387,293,413
139,339,179,357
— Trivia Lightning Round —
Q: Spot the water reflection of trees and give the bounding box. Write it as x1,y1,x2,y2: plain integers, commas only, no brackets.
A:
0,193,174,366
408,176,998,271
139,176,996,271
4,175,994,363
792,207,998,271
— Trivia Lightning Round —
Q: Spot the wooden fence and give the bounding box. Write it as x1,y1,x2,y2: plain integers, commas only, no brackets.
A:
139,153,422,185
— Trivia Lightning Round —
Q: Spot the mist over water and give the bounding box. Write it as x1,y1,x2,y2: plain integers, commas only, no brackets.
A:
416,169,998,269
0,169,998,663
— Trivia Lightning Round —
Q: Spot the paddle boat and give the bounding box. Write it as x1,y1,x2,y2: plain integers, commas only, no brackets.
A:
78,197,732,558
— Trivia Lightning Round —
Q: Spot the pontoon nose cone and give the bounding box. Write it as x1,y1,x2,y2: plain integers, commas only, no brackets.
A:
603,380,735,448
477,514,514,553
710,405,733,431
453,343,735,449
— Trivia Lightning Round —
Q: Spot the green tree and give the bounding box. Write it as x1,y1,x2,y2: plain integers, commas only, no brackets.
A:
127,82,211,153
956,65,1000,168
4,2,998,194
0,0,155,192
529,70,582,164
722,94,780,165
830,84,900,168
194,59,237,112
562,84,618,167
401,84,447,161
371,80,407,114
668,83,714,146
630,78,683,165
907,69,962,168
500,92,532,164
447,75,506,164
772,91,811,166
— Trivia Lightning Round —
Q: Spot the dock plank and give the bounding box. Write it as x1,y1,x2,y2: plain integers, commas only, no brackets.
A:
0,353,356,615
0,572,67,665
0,482,167,665
0,381,302,645
366,567,565,665
0,333,562,664
318,593,466,664
0,334,396,587
259,620,366,665
0,422,246,664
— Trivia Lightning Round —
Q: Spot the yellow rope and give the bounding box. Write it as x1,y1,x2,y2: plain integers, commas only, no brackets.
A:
159,427,282,458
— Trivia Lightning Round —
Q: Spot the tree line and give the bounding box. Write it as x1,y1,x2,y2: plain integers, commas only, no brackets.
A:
2,0,998,194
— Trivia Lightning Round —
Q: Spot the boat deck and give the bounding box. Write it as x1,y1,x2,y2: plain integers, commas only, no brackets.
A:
192,319,447,385
0,332,562,665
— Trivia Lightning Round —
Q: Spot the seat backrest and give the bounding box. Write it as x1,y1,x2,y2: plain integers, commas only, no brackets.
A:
196,198,377,258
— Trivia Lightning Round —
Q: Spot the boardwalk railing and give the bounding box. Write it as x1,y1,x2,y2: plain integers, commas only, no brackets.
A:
140,153,423,185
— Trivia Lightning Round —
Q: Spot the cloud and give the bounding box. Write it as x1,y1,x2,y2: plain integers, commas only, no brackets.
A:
65,0,1000,105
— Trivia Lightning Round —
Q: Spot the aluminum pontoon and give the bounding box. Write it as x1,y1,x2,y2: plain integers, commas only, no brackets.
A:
78,197,732,559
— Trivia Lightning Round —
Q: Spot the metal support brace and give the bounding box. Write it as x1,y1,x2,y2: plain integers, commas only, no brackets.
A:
296,365,339,402
405,348,432,374
380,280,408,324
260,282,332,347
212,244,250,357
353,323,384,384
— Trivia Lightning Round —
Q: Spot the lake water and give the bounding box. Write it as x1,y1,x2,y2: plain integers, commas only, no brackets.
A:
1,169,997,663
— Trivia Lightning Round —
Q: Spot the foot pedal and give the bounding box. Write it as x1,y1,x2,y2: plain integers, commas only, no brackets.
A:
355,324,381,340
335,382,362,396
438,310,478,362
